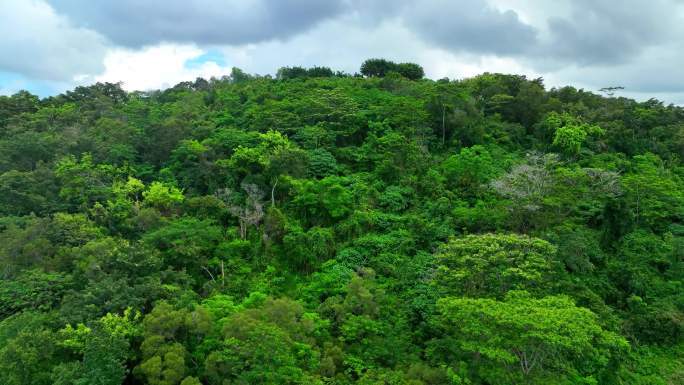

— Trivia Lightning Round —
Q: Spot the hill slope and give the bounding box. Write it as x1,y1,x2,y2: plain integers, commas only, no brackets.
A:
0,68,682,384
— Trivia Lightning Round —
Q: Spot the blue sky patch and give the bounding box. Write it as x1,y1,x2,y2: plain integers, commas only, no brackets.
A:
0,71,66,97
185,49,227,69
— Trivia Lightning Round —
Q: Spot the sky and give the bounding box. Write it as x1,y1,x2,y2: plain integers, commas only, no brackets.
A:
1,0,684,104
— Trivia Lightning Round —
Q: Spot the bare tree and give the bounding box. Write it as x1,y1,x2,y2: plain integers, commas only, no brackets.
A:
584,168,622,197
215,183,265,240
491,153,558,213
491,153,622,231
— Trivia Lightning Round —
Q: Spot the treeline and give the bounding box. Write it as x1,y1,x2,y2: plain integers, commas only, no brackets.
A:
0,60,682,385
276,59,425,81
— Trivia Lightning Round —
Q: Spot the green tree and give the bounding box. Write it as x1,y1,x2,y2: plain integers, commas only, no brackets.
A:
435,291,628,384
143,181,184,214
360,58,396,77
360,59,424,80
441,145,500,197
143,217,223,282
434,233,557,298
54,309,140,385
204,297,324,384
0,312,60,385
55,153,117,210
547,112,604,156
135,302,210,385
395,63,425,80
621,153,684,232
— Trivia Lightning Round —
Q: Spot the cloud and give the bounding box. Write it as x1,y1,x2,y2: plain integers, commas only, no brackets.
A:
4,0,684,105
94,44,232,91
541,41,684,101
218,14,539,81
403,0,537,55
46,0,348,47
540,0,682,66
0,0,107,81
219,16,427,76
402,0,684,68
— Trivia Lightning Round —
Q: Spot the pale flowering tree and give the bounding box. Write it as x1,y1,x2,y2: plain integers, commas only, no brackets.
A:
491,153,621,230
215,183,265,240
490,153,558,213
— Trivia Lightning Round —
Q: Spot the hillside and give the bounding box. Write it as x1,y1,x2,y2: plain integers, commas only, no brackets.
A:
0,63,682,385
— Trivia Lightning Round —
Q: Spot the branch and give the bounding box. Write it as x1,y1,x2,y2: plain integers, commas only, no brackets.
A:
201,266,215,282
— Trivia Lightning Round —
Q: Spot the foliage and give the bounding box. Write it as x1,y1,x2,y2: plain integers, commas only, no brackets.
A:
434,233,557,298
435,292,628,384
0,62,682,384
360,58,425,80
544,112,605,156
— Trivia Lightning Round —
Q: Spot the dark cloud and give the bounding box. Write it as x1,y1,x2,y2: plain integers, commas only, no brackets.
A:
542,0,679,66
399,0,683,67
43,0,682,68
5,0,684,104
46,0,348,47
403,0,537,55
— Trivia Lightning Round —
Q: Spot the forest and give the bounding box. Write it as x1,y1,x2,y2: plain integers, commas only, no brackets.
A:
0,58,682,385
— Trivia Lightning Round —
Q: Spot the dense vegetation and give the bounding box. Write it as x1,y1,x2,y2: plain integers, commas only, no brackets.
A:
0,59,682,385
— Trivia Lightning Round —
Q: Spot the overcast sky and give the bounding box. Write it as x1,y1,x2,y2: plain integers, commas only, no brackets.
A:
2,0,684,104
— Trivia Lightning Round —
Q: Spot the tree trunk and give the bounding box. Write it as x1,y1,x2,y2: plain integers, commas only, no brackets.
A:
221,260,225,287
239,220,247,240
201,266,215,282
271,177,278,207
442,104,446,146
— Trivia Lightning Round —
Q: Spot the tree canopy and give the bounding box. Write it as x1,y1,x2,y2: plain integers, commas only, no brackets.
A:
0,60,682,384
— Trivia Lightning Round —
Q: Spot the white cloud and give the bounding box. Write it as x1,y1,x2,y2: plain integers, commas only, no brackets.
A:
419,50,539,80
2,0,684,105
94,45,232,91
220,16,540,81
0,0,107,81
220,16,425,76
